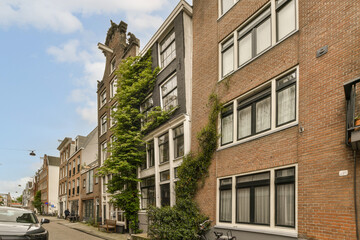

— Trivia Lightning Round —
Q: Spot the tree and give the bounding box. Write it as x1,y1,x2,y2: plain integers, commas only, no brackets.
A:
16,195,23,204
32,191,42,213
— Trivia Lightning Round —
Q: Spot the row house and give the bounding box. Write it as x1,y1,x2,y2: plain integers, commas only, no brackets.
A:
192,0,360,239
22,181,33,209
38,154,60,214
97,20,139,226
137,0,193,231
57,127,99,221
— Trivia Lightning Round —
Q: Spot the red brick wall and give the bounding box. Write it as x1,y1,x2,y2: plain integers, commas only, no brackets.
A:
192,0,360,239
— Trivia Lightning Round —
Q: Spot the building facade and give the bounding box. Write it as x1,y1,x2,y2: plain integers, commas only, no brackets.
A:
0,193,11,207
97,20,140,225
22,181,33,209
137,0,193,232
192,0,360,239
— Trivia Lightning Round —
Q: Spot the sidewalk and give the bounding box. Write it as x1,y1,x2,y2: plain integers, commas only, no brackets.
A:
40,216,130,240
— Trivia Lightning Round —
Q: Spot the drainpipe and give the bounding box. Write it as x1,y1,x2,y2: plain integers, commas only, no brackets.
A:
354,150,359,240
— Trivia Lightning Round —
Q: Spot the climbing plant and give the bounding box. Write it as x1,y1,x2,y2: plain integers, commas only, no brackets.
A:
148,93,222,240
98,50,172,232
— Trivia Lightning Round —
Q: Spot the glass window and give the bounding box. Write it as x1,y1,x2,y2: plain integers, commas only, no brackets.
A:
237,106,252,139
221,0,234,15
236,172,270,225
174,125,184,158
219,178,232,222
276,0,296,41
161,75,178,111
160,183,170,207
147,141,155,167
275,168,295,227
174,167,179,179
101,142,107,163
160,170,170,182
222,37,234,77
159,133,169,164
221,104,233,145
160,31,176,67
256,18,271,54
101,115,107,135
110,77,117,98
141,176,155,209
277,71,296,126
141,96,154,126
100,90,106,108
110,58,116,73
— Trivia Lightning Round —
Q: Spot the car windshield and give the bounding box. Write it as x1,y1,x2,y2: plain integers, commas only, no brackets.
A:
0,208,38,224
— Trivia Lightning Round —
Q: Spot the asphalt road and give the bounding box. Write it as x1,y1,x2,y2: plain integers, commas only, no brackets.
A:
42,218,103,240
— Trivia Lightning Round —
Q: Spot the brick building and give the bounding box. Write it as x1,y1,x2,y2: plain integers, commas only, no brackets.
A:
97,20,139,226
191,0,360,239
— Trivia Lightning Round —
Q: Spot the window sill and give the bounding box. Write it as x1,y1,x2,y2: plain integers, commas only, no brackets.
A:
218,30,299,83
159,161,170,166
215,224,297,238
218,121,298,152
157,58,177,76
173,156,183,162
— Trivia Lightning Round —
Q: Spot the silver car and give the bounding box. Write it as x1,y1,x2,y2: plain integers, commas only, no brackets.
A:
0,206,49,240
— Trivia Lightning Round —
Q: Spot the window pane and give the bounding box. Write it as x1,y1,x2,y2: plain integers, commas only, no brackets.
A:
159,134,169,164
141,188,148,209
239,33,252,65
161,184,170,207
277,0,296,40
238,106,252,139
221,0,233,14
160,170,170,182
277,84,296,125
163,89,178,111
254,186,270,224
256,18,271,54
276,183,295,226
220,189,232,222
255,97,270,132
161,76,177,96
221,113,233,145
236,188,250,223
222,45,234,77
174,135,184,158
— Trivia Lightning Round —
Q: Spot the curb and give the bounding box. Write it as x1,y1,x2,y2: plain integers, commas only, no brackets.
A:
58,222,115,240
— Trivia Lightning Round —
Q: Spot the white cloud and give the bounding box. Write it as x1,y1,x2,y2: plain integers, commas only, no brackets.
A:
76,101,97,125
0,0,169,34
127,12,164,31
0,177,32,198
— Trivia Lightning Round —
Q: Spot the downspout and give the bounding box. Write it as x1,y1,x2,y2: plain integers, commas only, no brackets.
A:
354,150,359,240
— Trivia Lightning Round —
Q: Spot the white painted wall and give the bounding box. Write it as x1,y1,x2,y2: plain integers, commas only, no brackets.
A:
48,165,59,214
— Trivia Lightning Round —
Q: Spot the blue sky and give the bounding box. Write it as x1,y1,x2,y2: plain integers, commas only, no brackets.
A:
0,0,188,198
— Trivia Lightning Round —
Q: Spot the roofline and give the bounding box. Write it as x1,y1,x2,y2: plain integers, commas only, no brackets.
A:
57,137,73,150
140,0,192,56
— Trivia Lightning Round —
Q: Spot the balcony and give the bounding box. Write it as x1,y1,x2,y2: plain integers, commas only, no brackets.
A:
344,77,360,150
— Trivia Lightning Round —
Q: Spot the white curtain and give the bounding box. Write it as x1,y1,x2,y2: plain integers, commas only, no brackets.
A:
277,183,295,226
256,97,271,132
256,18,271,54
254,186,270,224
220,190,232,221
222,46,234,76
277,85,295,125
222,114,233,144
239,33,252,65
236,188,250,222
238,106,252,138
277,0,296,40
222,0,233,14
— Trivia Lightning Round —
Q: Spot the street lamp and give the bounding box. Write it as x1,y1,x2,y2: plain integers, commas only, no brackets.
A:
29,151,36,156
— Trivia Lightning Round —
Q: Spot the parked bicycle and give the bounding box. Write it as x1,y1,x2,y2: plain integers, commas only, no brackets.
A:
197,220,236,240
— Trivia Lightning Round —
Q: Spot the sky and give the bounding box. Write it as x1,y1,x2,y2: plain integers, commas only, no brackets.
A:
0,0,190,199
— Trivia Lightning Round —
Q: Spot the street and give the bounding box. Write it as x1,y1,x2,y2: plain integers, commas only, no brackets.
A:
41,217,103,240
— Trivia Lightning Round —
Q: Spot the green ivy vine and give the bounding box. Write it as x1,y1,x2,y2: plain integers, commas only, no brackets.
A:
98,50,172,232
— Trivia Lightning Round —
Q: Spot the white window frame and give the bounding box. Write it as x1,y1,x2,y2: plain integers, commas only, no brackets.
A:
110,57,116,74
110,77,117,98
110,104,117,127
218,0,298,81
218,0,238,17
159,30,176,68
101,141,107,164
159,73,178,111
100,114,107,135
216,164,298,237
100,90,107,108
140,94,154,127
219,67,298,149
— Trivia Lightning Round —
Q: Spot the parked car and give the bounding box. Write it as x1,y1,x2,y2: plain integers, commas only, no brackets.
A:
0,206,49,239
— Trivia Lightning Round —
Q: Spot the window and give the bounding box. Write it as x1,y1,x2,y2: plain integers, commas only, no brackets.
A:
77,178,80,194
161,75,178,111
237,88,271,140
77,156,80,173
238,8,271,66
221,37,234,77
86,170,94,193
100,90,107,108
159,133,169,164
276,0,296,41
160,183,170,207
221,0,236,15
236,172,270,225
110,104,117,127
110,77,117,98
110,58,116,73
221,105,233,145
174,167,179,179
101,142,107,164
160,31,176,67
68,182,71,196
72,180,75,195
101,115,107,135
173,125,184,158
73,160,76,175
83,179,86,188
276,71,296,126
275,167,295,227
160,170,170,182
103,177,107,193
141,96,154,126
219,178,232,222
147,141,155,167
141,176,155,209
219,0,297,78
220,69,297,146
